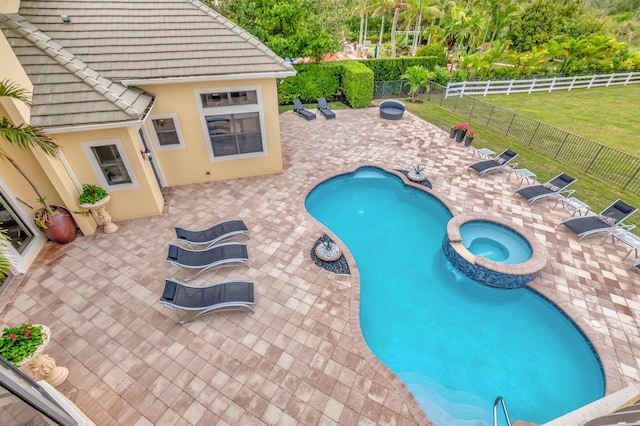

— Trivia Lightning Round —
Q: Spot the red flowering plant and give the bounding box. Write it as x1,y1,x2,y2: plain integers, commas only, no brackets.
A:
77,184,109,205
466,130,475,138
0,323,45,366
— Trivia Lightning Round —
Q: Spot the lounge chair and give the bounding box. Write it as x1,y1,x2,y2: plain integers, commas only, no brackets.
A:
630,259,640,271
560,199,637,241
469,149,519,177
175,219,249,249
159,278,254,324
515,173,576,205
293,99,316,121
317,98,336,119
166,242,249,280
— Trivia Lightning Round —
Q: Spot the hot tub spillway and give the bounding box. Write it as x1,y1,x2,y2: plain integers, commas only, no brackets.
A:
443,214,548,289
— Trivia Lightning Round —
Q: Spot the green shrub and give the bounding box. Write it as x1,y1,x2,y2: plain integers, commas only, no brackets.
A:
361,57,446,81
416,43,447,64
341,61,373,108
278,62,342,104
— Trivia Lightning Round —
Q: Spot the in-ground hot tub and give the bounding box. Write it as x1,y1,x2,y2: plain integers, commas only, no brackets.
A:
442,213,548,289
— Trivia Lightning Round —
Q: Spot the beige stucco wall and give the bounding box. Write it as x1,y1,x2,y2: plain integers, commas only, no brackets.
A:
139,78,283,186
52,126,165,225
0,32,32,125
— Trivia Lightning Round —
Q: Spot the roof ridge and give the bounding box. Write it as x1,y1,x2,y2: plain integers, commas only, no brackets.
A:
1,14,149,118
185,0,292,70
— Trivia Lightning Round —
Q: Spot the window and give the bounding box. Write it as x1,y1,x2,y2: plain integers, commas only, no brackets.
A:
82,140,138,191
149,114,184,150
91,145,131,185
197,88,266,160
0,192,34,254
206,113,262,157
200,91,257,108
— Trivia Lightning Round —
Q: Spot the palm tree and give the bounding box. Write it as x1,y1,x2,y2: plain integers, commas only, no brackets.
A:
0,79,60,224
405,0,443,55
401,65,431,102
390,0,408,57
372,0,395,56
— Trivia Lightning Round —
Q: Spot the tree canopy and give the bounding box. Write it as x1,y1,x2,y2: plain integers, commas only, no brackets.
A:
215,0,343,60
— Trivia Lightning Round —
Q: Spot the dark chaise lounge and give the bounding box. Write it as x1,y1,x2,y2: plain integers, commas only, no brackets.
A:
166,242,249,280
560,199,637,241
293,99,316,121
469,149,519,177
159,278,254,324
175,218,249,249
317,98,336,119
379,99,405,120
515,173,576,205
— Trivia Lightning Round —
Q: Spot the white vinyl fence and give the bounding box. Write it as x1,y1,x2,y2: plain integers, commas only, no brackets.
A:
445,72,640,98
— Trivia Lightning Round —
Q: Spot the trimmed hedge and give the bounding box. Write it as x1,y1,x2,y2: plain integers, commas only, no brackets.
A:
341,61,373,108
360,56,446,81
277,62,342,105
278,61,373,108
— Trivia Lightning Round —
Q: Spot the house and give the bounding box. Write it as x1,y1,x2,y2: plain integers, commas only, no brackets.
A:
0,0,295,273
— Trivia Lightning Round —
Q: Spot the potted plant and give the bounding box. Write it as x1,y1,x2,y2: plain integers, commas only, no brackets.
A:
464,130,475,147
315,238,341,262
408,164,427,182
0,79,76,244
0,323,50,367
77,184,117,233
455,123,469,143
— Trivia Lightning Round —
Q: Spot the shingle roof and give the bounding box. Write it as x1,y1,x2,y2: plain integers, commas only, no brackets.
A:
1,0,294,129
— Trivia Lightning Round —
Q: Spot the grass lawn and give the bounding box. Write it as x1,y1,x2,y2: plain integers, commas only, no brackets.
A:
480,85,640,157
393,97,640,230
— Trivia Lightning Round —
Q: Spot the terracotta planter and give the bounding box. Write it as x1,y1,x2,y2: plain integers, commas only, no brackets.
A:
41,207,77,244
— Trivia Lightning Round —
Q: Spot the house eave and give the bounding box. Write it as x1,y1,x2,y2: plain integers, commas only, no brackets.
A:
44,119,145,134
122,70,297,87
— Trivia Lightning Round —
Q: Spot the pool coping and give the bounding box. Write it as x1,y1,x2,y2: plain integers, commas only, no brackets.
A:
302,163,623,426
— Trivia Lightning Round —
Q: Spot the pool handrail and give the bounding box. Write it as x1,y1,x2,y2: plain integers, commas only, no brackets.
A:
493,396,513,426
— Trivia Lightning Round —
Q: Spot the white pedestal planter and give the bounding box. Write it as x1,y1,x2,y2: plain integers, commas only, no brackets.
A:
79,195,118,234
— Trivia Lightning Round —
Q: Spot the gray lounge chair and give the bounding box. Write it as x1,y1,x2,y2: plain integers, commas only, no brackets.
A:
317,98,336,119
515,173,576,205
560,199,637,241
166,242,249,280
469,149,519,177
159,278,254,324
175,219,249,248
293,99,316,120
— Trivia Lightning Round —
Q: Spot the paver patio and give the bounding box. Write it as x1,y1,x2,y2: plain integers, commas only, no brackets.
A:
1,107,638,425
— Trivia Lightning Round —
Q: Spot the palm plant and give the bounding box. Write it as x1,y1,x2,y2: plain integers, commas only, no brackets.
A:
390,0,408,57
0,228,17,281
401,65,432,102
371,0,395,55
0,79,61,226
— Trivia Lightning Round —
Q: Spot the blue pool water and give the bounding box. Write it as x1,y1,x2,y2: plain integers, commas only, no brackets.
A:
305,167,604,425
460,221,533,264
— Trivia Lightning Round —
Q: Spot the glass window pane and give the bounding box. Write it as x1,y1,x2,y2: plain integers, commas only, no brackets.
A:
200,93,230,108
0,193,34,254
237,133,263,154
229,91,257,105
211,135,238,156
91,145,132,185
152,118,180,146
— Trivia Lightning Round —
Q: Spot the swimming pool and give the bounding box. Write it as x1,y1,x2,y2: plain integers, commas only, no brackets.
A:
305,166,604,425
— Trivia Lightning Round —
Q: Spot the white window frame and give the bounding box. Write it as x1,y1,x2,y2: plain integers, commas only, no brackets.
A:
81,139,139,191
196,86,268,162
148,113,186,151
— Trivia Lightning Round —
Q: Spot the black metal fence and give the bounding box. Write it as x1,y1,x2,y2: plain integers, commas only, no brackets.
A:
373,80,640,194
